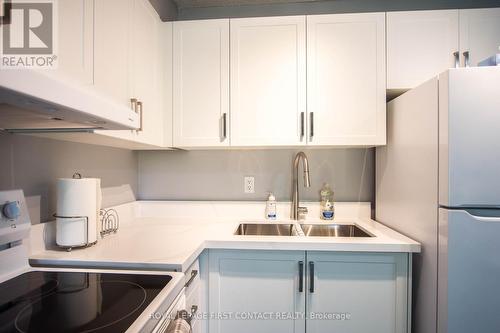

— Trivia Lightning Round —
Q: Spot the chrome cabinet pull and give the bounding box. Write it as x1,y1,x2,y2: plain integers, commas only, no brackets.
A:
130,98,138,111
300,112,305,139
453,51,460,68
463,51,470,67
222,113,227,140
136,101,143,132
191,305,198,316
309,261,315,293
309,113,314,139
298,261,304,292
185,270,198,288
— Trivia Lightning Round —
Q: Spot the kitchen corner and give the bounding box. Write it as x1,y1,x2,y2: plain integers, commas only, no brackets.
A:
2,1,499,332
29,201,420,272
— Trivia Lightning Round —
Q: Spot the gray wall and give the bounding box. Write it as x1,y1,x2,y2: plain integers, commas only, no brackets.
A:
138,148,374,203
0,133,138,222
173,0,500,20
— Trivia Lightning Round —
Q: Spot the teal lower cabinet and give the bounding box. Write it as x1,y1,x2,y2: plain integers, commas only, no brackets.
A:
305,252,409,333
208,250,306,333
208,250,410,333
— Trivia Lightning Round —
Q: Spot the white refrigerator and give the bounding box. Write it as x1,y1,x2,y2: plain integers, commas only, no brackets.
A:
376,67,500,333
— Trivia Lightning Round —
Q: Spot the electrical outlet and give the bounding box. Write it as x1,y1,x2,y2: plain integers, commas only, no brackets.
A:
244,176,255,194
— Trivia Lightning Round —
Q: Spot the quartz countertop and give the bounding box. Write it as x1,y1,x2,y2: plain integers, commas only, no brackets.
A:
29,201,420,272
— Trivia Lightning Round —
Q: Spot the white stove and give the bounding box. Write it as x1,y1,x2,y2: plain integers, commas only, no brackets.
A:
0,190,188,333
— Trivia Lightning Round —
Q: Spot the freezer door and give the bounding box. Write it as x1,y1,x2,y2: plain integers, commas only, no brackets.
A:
438,208,500,333
439,67,500,207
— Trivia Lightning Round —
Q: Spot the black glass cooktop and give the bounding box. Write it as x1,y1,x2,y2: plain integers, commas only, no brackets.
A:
0,271,172,333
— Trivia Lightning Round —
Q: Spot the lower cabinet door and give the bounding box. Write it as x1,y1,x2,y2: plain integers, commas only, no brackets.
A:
306,252,409,333
209,250,306,333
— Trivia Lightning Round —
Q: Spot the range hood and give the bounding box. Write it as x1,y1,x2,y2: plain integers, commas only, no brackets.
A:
0,70,139,133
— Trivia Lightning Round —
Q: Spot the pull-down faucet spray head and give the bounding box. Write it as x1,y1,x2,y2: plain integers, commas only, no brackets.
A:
300,153,311,188
292,151,311,220
304,170,311,187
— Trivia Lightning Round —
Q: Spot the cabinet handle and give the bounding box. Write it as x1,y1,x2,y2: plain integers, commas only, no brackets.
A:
309,113,314,139
136,101,143,132
130,98,138,111
185,270,198,288
222,113,227,140
309,261,315,293
453,51,460,68
191,305,198,317
300,112,305,139
463,51,470,68
298,261,304,292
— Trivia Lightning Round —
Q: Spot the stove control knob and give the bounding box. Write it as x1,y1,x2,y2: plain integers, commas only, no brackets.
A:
3,201,21,220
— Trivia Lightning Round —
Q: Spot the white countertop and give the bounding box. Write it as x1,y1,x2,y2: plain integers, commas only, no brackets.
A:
29,201,420,272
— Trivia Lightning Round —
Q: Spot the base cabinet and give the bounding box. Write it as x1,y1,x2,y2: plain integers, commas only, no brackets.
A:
209,250,410,333
209,250,306,333
306,252,409,333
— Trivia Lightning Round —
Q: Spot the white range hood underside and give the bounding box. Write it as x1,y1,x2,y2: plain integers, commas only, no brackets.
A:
0,70,139,132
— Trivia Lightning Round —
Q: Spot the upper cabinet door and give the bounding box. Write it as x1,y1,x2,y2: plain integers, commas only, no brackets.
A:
130,0,163,146
230,16,306,147
173,19,230,148
94,0,132,108
93,0,136,143
307,13,386,146
46,0,94,85
460,8,500,67
387,10,459,90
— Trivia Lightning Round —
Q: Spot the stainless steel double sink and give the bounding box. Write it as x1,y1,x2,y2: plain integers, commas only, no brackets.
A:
235,223,373,237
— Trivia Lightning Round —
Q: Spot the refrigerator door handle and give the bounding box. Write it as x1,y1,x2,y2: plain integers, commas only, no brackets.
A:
465,213,500,223
456,209,500,222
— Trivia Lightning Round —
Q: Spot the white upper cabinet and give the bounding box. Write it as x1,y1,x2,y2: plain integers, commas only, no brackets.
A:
307,13,386,146
160,22,174,148
387,7,500,91
93,0,165,147
93,0,136,144
94,0,132,108
459,8,500,67
387,10,459,90
173,19,230,148
41,0,167,149
130,0,163,146
230,16,306,147
44,0,94,85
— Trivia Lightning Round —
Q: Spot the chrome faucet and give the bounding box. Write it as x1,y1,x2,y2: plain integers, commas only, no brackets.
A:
291,152,311,220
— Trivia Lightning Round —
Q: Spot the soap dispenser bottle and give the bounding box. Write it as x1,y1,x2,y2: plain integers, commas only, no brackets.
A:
320,183,334,220
265,192,277,220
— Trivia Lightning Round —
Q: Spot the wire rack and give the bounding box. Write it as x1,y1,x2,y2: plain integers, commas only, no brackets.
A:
99,208,119,238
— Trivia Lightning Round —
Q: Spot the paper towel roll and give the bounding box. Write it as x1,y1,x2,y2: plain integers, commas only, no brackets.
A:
56,178,100,248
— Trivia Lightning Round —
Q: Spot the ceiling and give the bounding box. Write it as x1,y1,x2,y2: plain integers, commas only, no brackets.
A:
172,0,321,9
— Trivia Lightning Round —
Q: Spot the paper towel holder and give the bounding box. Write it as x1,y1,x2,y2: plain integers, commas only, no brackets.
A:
53,214,96,251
